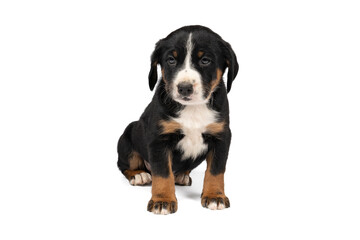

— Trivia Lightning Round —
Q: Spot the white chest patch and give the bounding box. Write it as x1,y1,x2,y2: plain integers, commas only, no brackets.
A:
174,104,218,160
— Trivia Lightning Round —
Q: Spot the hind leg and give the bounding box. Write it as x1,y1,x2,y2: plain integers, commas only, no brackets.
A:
123,152,152,186
117,122,152,186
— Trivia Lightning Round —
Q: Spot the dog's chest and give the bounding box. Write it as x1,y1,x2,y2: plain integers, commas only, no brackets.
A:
174,105,218,160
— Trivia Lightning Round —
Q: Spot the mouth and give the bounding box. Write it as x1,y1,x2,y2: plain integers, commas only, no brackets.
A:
176,94,193,102
173,95,193,105
174,95,207,105
181,96,191,101
173,93,208,105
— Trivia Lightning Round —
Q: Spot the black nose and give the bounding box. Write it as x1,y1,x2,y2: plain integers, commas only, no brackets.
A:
177,83,194,97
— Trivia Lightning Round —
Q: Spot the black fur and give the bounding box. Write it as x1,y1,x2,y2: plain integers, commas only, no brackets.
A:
118,25,238,178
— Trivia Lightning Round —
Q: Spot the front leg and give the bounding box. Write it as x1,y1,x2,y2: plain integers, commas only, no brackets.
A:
201,134,231,210
147,149,177,215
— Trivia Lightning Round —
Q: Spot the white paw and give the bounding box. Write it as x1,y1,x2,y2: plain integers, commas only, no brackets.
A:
147,200,177,214
207,201,225,210
154,207,170,215
129,172,152,186
160,208,170,215
201,196,230,210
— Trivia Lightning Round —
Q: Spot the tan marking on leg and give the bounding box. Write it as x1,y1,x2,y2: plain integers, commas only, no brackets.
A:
151,175,176,202
148,153,177,214
151,154,175,201
206,121,225,136
124,152,150,185
124,169,146,181
202,151,225,197
124,170,145,181
159,120,182,135
201,151,230,209
128,151,144,170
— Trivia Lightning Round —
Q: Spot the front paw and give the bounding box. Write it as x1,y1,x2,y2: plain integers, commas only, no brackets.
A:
147,199,177,215
201,195,230,210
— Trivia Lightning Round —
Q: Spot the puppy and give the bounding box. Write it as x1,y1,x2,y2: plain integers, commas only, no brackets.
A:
117,25,238,214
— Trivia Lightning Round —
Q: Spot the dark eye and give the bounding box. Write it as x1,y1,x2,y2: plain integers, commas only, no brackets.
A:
200,57,211,66
167,56,176,65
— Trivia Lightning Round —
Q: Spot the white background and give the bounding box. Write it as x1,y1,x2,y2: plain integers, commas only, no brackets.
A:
1,0,359,239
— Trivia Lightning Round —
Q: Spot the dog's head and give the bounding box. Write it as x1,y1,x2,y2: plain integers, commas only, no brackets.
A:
148,25,238,105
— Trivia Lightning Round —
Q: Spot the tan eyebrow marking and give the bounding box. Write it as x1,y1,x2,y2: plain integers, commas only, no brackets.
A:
198,51,204,58
173,51,178,57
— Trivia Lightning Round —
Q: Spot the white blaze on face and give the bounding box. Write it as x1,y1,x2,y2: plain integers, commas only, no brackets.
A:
172,33,206,105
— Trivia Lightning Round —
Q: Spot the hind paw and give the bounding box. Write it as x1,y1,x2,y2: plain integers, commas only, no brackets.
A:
175,173,192,186
127,171,152,186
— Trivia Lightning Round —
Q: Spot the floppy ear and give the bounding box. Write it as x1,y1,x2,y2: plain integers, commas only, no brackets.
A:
222,41,239,93
148,40,163,91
